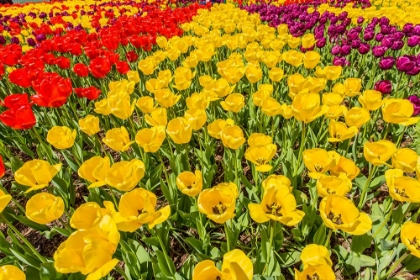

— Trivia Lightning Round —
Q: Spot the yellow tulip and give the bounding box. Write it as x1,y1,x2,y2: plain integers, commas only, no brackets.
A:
184,109,207,131
136,96,154,114
302,77,326,94
127,70,140,84
364,140,396,166
248,184,304,226
0,190,11,213
14,160,62,193
392,148,418,173
382,99,420,126
322,93,344,106
145,79,163,93
221,124,246,150
157,70,172,87
316,174,352,197
166,47,181,61
199,75,215,90
344,107,371,128
26,193,64,224
102,127,134,152
325,105,348,120
330,156,360,180
401,221,420,258
135,126,166,153
104,188,170,231
282,50,303,67
303,148,340,179
245,143,277,172
154,89,181,108
261,97,284,117
287,37,301,49
277,24,289,34
344,78,362,97
268,67,285,82
108,93,135,120
186,93,210,110
324,65,342,80
156,36,168,49
245,63,262,84
287,73,306,98
105,159,145,192
332,82,346,96
220,93,245,113
0,265,26,280
300,244,332,268
70,202,110,230
252,89,271,107
328,120,358,142
138,57,156,75
47,126,77,149
193,249,253,280
198,182,238,224
78,156,110,189
303,51,320,69
207,119,235,139
145,108,168,127
94,98,112,116
213,78,235,98
358,90,383,111
79,115,100,136
319,195,372,235
302,33,316,48
292,92,328,123
166,117,193,144
261,51,281,68
385,169,420,202
295,264,336,280
176,170,203,197
248,133,273,147
262,174,292,192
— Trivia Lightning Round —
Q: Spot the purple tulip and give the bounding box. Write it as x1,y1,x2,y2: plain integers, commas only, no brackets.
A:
0,35,5,45
374,80,392,95
406,66,420,76
408,96,420,116
372,46,387,57
381,37,393,48
363,31,374,41
357,16,364,24
341,45,351,55
316,38,326,48
408,36,419,47
379,56,395,70
375,33,384,42
358,43,370,54
27,38,36,47
331,45,341,55
391,40,404,50
396,56,416,72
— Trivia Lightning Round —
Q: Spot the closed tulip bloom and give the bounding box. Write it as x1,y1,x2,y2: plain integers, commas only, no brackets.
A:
248,184,305,226
156,36,168,49
221,125,246,150
385,169,420,202
320,195,372,235
295,264,336,280
261,51,281,68
392,148,418,173
102,127,134,152
245,63,262,84
221,93,245,113
47,126,77,149
136,96,154,114
282,50,303,67
0,190,11,213
186,93,210,110
79,115,100,136
364,140,396,166
14,160,62,193
166,117,193,144
184,109,207,131
198,182,238,224
332,83,346,96
145,108,167,127
70,202,111,230
94,98,112,116
176,170,203,197
401,222,420,258
358,90,383,111
26,193,64,224
157,70,172,88
324,66,342,80
104,188,170,232
105,159,145,192
343,78,362,97
213,78,235,98
300,244,333,268
288,37,301,49
138,57,156,75
303,51,321,69
344,107,370,128
382,99,420,126
268,67,285,82
135,126,166,153
328,120,358,142
322,93,344,106
303,148,340,179
193,249,253,280
0,265,26,280
154,89,181,108
262,175,292,192
302,33,316,49
252,89,271,107
145,79,163,94
78,156,110,189
292,92,328,123
325,105,348,120
330,156,360,180
127,70,140,84
261,97,284,117
316,174,352,197
207,119,235,139
245,144,277,172
248,133,273,147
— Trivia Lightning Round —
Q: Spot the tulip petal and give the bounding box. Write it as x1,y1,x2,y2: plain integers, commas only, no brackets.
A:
348,212,372,235
248,203,270,223
148,205,171,229
256,164,273,172
86,258,119,280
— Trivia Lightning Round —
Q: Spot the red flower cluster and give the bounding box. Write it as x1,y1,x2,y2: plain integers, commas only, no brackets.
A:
0,155,4,179
31,72,73,108
75,86,101,101
0,93,36,130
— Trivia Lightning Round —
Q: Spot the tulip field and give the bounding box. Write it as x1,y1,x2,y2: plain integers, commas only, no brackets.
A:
1,0,420,279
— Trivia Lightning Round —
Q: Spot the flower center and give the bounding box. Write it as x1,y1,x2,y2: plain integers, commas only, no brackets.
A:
410,236,420,249
314,164,323,172
328,211,343,225
307,273,320,280
256,158,266,165
265,203,282,216
395,188,409,198
212,202,227,215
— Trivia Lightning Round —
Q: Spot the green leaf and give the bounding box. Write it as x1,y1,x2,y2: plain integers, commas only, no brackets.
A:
351,234,372,254
313,224,326,245
40,263,62,280
184,237,204,254
155,251,176,278
404,255,420,272
142,237,160,247
10,248,41,268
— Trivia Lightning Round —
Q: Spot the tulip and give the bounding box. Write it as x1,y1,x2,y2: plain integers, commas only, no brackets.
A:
288,37,301,49
102,127,134,152
220,93,245,113
324,66,342,80
94,99,112,116
176,170,203,197
358,90,383,111
292,92,328,123
379,56,395,70
154,89,181,108
108,93,135,120
79,115,100,136
198,182,238,224
127,70,140,84
26,193,64,224
401,222,420,258
70,202,111,230
245,144,277,172
47,126,77,150
245,63,263,84
392,148,418,173
145,108,168,127
14,160,62,193
213,78,235,98
374,80,392,95
303,148,340,179
186,93,210,110
322,93,344,106
248,133,273,147
302,33,316,49
408,95,420,116
344,107,370,128
184,109,207,131
303,51,320,69
330,156,360,180
382,99,420,126
166,117,193,144
320,195,372,235
396,56,415,72
328,120,358,143
268,67,285,82
300,244,333,268
78,156,111,188
207,119,235,139
221,124,246,150
364,140,396,166
282,50,303,67
104,188,170,231
0,189,11,213
193,249,253,280
295,264,336,280
385,169,420,203
135,126,166,153
0,265,26,280
105,159,145,192
261,51,280,68
343,78,362,97
135,96,154,114
316,174,352,198
0,156,4,179
138,57,156,75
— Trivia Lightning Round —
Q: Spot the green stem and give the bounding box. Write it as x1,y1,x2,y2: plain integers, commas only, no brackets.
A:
372,203,395,239
264,221,275,276
382,252,410,279
158,151,170,183
293,122,306,177
155,229,175,275
325,229,333,247
0,214,47,263
58,217,73,232
224,222,231,252
357,164,377,209
114,265,129,279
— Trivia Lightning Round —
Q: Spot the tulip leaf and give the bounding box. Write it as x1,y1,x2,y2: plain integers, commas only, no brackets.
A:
40,262,62,280
9,248,41,269
155,250,176,278
61,151,79,172
142,237,161,248
277,250,300,267
5,136,35,158
403,255,420,272
184,237,204,254
8,213,49,232
25,266,41,280
0,231,12,255
350,234,373,254
313,224,326,245
0,256,15,266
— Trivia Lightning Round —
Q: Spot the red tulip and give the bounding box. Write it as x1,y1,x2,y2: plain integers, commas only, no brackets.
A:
73,63,89,77
0,155,4,179
31,72,72,107
0,93,36,130
126,51,138,62
74,86,101,101
89,57,111,78
9,68,35,88
116,61,130,74
55,56,71,69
